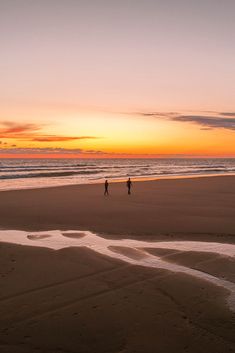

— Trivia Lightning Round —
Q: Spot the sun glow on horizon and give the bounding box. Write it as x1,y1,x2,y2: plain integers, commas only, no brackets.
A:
0,1,234,158
0,109,235,158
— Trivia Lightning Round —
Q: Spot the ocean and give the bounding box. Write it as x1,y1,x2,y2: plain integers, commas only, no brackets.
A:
0,158,235,191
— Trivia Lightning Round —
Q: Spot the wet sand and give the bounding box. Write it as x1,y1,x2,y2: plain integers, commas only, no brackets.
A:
0,175,235,239
0,176,235,352
1,241,235,353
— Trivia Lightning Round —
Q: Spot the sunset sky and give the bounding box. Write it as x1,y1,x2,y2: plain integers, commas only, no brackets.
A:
0,0,234,158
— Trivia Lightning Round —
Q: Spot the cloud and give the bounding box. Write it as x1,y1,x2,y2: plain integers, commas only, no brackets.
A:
31,136,99,142
220,112,235,117
0,147,106,155
0,122,40,135
199,127,213,131
171,115,235,130
136,111,235,131
138,112,177,117
0,122,99,141
85,149,107,154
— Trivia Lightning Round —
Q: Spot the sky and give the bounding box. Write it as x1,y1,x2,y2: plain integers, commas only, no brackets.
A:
0,0,234,158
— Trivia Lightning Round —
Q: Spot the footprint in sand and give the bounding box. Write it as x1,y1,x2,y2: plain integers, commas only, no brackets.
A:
27,234,52,240
61,232,87,239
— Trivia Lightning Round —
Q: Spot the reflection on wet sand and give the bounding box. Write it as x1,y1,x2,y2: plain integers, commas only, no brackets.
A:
0,229,235,311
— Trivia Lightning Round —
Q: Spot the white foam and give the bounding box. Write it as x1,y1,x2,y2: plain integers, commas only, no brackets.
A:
0,229,235,312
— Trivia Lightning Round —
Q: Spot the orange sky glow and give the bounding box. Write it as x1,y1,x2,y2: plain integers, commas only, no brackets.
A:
0,1,234,158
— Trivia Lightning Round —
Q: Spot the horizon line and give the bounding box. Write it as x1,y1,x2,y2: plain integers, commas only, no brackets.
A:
1,154,235,159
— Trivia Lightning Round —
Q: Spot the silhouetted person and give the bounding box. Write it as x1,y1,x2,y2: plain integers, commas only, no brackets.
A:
126,177,132,195
104,179,109,195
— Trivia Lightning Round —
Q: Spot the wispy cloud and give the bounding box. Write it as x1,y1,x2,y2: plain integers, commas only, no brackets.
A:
0,122,99,141
220,112,235,117
171,115,235,130
135,111,235,131
137,112,177,117
31,136,99,142
0,122,40,136
0,147,106,155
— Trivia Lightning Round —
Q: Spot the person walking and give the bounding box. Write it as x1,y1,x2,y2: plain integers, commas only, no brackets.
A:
104,179,109,195
126,177,132,195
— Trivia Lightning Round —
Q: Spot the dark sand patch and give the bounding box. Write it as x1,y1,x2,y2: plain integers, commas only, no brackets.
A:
27,234,52,240
62,232,87,239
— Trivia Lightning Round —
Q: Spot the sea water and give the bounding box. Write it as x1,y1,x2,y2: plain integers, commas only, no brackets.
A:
0,158,235,190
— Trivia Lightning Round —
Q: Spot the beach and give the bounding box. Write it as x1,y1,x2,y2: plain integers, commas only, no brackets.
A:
0,175,235,237
0,175,235,353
